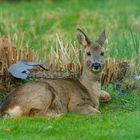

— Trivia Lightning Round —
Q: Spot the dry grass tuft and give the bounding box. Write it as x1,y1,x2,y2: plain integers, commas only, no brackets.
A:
0,35,129,91
0,35,37,91
101,59,129,85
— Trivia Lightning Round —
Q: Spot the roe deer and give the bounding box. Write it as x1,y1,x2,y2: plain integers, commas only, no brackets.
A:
0,29,110,118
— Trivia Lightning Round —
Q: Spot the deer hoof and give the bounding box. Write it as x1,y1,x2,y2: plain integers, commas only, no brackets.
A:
100,91,111,102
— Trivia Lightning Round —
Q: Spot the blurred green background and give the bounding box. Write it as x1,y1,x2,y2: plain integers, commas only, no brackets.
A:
0,0,140,60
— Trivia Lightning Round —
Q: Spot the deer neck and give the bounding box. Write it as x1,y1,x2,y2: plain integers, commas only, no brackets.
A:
79,67,101,94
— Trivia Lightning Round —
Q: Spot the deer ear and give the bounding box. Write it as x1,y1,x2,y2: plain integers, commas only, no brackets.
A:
96,29,106,47
76,28,91,47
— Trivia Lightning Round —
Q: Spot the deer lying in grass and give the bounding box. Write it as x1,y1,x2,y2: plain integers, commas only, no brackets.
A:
0,29,110,118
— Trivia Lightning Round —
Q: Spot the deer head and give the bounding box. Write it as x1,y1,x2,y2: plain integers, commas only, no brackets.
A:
77,28,106,79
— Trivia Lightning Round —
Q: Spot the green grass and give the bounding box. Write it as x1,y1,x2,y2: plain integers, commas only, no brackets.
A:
0,0,140,140
0,112,140,140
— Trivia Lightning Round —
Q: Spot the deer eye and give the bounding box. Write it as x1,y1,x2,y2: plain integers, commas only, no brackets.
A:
100,52,104,56
87,52,91,56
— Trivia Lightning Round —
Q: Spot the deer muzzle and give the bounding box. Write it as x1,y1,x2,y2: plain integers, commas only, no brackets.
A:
91,63,101,72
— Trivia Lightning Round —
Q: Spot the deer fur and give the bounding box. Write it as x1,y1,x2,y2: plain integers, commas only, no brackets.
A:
0,29,110,118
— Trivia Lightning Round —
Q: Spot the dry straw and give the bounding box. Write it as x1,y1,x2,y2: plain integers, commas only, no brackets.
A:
0,34,129,91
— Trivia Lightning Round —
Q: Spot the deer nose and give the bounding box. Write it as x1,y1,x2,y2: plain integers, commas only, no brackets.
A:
92,63,101,70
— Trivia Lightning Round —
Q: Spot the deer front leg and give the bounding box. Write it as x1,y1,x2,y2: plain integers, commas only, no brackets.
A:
100,90,111,102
